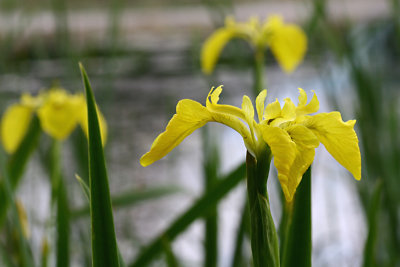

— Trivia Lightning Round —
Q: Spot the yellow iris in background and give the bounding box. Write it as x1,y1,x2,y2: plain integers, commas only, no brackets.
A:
140,86,361,201
1,87,107,154
201,15,307,74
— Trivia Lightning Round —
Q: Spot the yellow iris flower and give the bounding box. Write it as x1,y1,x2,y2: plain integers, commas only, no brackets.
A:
201,15,307,74
140,86,361,202
1,87,107,153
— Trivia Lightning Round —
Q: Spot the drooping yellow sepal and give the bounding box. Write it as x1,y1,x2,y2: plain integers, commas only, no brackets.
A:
304,112,361,180
263,16,307,73
140,99,212,167
201,28,237,74
1,104,34,153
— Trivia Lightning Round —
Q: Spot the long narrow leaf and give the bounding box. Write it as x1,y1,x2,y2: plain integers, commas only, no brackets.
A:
71,186,180,219
202,127,219,267
0,116,41,226
0,150,35,267
362,180,383,267
129,162,246,267
80,63,120,267
162,237,180,267
281,167,312,267
231,201,250,267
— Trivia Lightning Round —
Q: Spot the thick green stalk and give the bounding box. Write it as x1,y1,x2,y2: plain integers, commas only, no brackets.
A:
246,149,279,267
281,167,312,267
253,49,265,97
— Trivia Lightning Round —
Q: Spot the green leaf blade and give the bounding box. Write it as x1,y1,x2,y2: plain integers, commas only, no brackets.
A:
79,63,120,267
129,162,246,267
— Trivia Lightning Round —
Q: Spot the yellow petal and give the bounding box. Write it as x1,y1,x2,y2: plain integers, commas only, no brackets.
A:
264,99,281,121
266,21,307,73
205,87,254,152
255,89,267,122
140,99,212,167
21,93,44,108
1,104,33,153
296,88,319,116
241,95,255,126
283,125,319,201
201,28,237,74
260,124,296,199
206,86,246,121
304,112,361,180
270,98,296,127
37,89,83,140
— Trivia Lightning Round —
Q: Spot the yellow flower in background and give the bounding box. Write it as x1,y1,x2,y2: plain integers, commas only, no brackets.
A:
140,86,361,202
201,15,307,74
1,87,107,153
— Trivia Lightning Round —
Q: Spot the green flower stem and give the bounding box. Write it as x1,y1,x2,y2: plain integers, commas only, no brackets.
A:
281,167,312,267
49,140,70,267
253,48,265,96
246,149,279,267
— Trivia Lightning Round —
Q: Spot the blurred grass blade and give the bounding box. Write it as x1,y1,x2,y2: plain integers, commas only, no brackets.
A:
0,116,41,226
71,186,180,219
56,179,70,267
202,127,219,267
162,237,180,267
362,180,383,267
129,162,246,267
281,167,312,267
0,243,17,267
40,238,50,267
75,174,90,202
7,116,41,187
80,63,120,267
0,150,35,267
48,139,70,267
231,201,250,267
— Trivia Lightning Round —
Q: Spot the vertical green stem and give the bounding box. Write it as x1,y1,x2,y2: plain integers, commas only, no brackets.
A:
246,149,279,267
50,140,70,267
253,49,265,97
281,167,312,267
